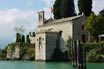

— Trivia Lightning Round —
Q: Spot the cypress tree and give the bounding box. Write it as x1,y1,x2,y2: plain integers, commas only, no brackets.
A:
53,0,62,19
22,35,25,42
33,32,35,37
16,33,21,42
61,0,76,18
26,35,30,43
78,0,92,16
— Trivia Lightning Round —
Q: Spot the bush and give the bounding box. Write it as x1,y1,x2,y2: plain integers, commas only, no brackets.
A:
82,42,104,62
0,42,35,60
66,36,72,58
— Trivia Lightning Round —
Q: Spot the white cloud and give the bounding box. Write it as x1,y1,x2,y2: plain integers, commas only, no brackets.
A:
43,7,51,19
92,0,104,14
0,8,37,48
43,0,55,7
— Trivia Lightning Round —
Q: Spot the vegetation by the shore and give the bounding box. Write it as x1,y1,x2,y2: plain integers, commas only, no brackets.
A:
85,13,104,40
82,42,104,63
0,47,7,60
66,36,72,58
0,42,35,60
66,36,104,63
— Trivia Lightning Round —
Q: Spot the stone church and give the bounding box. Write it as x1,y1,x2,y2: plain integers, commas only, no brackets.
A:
30,11,88,61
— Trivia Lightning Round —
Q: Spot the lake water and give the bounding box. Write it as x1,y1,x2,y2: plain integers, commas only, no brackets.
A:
0,61,104,69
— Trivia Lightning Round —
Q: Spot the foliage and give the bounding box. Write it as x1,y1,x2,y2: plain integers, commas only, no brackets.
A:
22,35,25,42
53,0,62,19
0,42,35,60
19,43,35,60
0,47,7,59
66,36,72,57
33,32,35,37
16,33,25,42
26,35,30,43
86,48,104,62
85,13,96,39
16,33,21,42
85,13,104,40
82,42,104,62
61,0,76,18
14,25,25,34
78,0,92,16
53,0,76,19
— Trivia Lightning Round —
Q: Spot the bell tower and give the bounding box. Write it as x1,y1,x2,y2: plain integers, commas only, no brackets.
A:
38,11,45,26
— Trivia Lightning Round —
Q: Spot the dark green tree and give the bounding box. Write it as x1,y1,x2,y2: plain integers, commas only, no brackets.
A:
85,13,104,40
33,32,35,37
22,35,25,42
61,0,76,18
26,35,30,43
53,0,62,19
85,13,96,39
16,33,21,42
78,0,92,16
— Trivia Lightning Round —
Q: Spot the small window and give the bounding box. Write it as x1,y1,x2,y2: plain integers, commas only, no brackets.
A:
59,31,62,36
43,38,44,40
82,25,85,31
37,39,38,41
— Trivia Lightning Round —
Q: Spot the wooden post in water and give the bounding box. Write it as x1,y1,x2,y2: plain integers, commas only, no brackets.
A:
77,40,83,69
72,40,86,69
72,41,74,67
77,40,80,67
83,47,86,69
77,40,86,69
72,41,77,67
74,41,77,67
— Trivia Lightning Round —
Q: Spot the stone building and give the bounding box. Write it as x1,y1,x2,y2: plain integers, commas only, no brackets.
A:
35,11,88,61
29,32,36,47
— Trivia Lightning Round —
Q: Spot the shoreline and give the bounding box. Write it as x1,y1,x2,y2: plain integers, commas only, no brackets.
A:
0,59,104,64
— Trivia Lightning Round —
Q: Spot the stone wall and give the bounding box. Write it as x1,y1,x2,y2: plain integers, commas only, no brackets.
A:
29,35,35,44
7,46,20,60
72,16,87,41
38,20,73,43
38,15,86,42
35,33,46,61
12,46,20,59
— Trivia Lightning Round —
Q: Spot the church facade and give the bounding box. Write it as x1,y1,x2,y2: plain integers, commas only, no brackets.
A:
34,11,88,61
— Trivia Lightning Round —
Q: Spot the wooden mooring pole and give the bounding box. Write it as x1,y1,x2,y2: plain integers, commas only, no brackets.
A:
72,40,86,69
72,41,77,67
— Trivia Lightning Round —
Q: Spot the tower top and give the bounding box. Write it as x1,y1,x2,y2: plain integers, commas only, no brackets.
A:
38,11,45,26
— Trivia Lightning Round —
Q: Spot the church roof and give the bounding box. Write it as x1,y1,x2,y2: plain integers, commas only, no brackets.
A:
39,15,84,27
36,28,59,34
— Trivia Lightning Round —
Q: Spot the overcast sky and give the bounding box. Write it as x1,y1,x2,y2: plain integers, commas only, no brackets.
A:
0,0,104,49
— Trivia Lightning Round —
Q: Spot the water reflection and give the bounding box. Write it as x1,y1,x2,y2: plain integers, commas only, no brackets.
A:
0,61,104,69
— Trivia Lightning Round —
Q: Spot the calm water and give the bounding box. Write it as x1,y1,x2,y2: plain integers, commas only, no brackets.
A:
0,61,104,69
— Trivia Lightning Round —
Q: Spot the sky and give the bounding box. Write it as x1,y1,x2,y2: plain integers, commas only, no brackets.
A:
0,0,104,49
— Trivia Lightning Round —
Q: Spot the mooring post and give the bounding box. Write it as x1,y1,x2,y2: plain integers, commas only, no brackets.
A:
71,41,74,67
72,40,77,67
83,47,86,69
77,40,80,67
78,40,83,69
72,40,86,69
72,41,75,67
74,41,77,67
